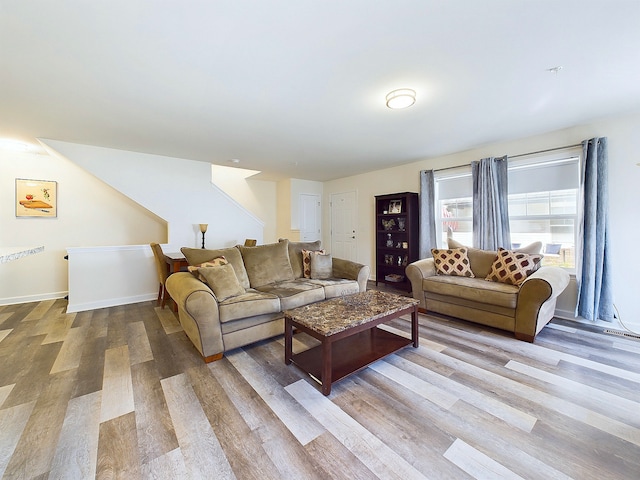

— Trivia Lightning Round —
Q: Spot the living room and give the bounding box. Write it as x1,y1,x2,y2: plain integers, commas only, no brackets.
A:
1,1,640,478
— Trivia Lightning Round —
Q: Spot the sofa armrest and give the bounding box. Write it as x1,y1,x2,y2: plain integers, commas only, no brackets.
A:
515,266,570,341
165,272,225,361
332,257,370,292
405,258,437,309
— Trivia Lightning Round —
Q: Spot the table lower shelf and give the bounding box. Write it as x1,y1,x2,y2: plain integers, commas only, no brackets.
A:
290,327,412,388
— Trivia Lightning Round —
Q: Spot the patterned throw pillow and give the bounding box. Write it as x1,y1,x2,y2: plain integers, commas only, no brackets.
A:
431,248,475,277
485,248,543,286
301,249,326,278
188,256,228,280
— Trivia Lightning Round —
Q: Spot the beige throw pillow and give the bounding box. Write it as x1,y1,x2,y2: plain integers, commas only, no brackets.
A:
431,248,475,277
485,248,543,286
302,249,326,278
187,256,228,280
239,240,295,287
309,252,333,279
197,263,245,301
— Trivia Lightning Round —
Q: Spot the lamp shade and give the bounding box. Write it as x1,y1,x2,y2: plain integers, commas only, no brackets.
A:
199,224,208,233
386,89,416,109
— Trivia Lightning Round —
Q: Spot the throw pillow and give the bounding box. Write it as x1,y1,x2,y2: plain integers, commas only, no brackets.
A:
431,248,475,277
181,247,251,289
485,248,543,286
280,239,322,278
238,240,295,287
309,252,333,279
187,256,228,280
197,263,245,301
302,249,326,278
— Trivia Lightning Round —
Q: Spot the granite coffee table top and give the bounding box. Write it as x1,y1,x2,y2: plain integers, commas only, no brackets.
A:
284,290,419,336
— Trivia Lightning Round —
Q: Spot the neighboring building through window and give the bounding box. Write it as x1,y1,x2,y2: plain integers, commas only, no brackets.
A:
434,149,580,271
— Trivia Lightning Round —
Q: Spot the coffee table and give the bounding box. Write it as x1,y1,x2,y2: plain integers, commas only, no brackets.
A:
284,290,420,395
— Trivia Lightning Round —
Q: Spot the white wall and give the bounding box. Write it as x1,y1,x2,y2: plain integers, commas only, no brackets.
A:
211,164,276,243
323,110,640,327
1,140,275,307
42,140,266,250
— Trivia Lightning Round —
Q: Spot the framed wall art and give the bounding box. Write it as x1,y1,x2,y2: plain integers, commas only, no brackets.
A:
16,178,57,218
388,199,402,214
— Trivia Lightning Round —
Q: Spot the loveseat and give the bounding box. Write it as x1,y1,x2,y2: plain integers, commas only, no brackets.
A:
165,239,370,362
405,240,570,342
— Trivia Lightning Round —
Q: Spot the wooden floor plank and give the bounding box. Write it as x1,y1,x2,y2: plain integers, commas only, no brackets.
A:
285,379,428,480
48,390,102,480
0,401,36,478
1,297,639,478
127,320,154,365
97,411,141,479
50,325,90,374
225,349,325,446
100,345,134,422
131,361,179,465
161,373,234,479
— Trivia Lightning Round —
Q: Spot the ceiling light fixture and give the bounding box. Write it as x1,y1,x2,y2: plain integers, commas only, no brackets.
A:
386,89,416,109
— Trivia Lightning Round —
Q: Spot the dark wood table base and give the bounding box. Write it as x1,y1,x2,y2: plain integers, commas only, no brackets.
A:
285,294,419,396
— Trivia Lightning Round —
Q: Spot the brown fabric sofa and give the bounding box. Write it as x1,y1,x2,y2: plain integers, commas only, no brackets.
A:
165,239,370,362
405,240,570,342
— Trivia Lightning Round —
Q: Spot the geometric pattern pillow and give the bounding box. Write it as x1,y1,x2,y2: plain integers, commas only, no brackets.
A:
301,249,325,278
188,256,228,280
431,248,475,277
485,248,543,286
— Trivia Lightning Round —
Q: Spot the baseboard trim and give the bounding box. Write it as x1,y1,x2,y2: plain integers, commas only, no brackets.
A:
0,291,68,307
66,293,157,313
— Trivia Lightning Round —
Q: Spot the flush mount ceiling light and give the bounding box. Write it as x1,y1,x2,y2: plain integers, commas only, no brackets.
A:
386,88,416,109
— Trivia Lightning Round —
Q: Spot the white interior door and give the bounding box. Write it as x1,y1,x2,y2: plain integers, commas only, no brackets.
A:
300,193,321,241
330,191,357,261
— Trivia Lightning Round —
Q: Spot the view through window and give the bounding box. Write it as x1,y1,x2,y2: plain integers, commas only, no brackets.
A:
434,150,580,270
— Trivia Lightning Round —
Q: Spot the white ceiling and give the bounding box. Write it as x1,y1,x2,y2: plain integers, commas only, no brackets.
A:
2,0,640,181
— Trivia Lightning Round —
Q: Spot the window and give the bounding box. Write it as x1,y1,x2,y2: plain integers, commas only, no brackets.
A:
435,167,473,246
434,150,580,271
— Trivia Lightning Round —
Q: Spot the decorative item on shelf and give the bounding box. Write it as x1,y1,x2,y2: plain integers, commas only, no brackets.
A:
383,210,388,214
402,241,408,249
402,255,408,266
398,217,406,231
382,218,396,230
389,199,402,214
396,241,402,248
397,256,402,266
385,254,394,265
199,223,208,249
385,273,405,282
386,234,393,247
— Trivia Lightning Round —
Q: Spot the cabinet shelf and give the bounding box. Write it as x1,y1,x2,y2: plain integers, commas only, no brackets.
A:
375,192,419,292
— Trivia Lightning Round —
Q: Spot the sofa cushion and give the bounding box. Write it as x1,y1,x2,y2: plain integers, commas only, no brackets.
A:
239,240,295,287
310,252,333,279
447,238,542,278
197,264,245,302
485,248,543,286
281,239,322,278
307,278,360,299
255,279,325,310
218,289,281,323
423,275,519,309
181,247,250,289
301,248,325,278
432,248,475,277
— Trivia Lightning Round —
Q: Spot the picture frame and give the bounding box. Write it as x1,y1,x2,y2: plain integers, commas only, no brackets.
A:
388,199,402,214
16,178,57,218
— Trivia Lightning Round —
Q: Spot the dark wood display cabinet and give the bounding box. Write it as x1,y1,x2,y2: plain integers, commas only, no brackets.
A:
375,192,419,291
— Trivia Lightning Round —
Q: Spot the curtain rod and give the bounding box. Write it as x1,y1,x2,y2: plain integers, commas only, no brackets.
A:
429,142,582,173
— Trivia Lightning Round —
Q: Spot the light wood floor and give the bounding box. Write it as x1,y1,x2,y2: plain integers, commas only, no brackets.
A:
1,293,639,479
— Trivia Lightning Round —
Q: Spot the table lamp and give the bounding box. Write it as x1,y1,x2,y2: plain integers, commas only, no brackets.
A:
199,224,208,249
